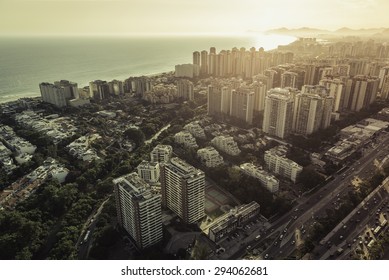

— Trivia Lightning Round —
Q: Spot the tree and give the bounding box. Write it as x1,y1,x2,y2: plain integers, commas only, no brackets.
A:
141,123,157,138
298,168,325,190
124,128,145,147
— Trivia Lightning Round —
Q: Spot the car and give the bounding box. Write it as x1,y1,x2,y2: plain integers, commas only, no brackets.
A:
255,235,261,240
291,240,296,245
246,245,251,250
264,254,269,259
302,230,306,234
343,225,347,229
339,235,344,239
274,241,278,246
279,235,284,240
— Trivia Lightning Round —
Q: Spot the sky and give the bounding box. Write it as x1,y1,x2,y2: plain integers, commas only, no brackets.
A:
0,0,389,36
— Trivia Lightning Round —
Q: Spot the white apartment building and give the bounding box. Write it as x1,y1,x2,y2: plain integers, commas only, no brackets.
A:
113,173,162,249
40,82,73,108
137,160,160,184
160,157,205,224
211,135,240,156
174,131,198,149
262,88,294,139
150,144,173,163
240,163,279,193
177,79,194,101
184,121,206,139
293,87,334,136
319,78,344,112
264,146,303,183
197,147,224,168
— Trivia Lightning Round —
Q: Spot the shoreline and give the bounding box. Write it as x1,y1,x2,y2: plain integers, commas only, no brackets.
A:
0,71,175,105
0,34,298,105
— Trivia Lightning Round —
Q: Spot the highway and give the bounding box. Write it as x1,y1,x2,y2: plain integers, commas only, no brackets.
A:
235,130,389,260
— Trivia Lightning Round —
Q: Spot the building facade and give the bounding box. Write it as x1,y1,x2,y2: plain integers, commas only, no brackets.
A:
264,146,303,183
150,144,173,163
240,163,279,193
197,147,224,168
113,173,163,249
160,157,205,224
137,160,160,184
262,88,294,139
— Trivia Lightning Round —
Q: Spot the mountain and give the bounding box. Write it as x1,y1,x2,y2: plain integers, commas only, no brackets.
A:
266,27,330,36
266,27,389,37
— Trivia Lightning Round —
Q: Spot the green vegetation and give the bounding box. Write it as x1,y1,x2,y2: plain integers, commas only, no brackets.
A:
298,167,325,191
289,100,389,152
124,128,145,147
0,180,98,259
298,165,389,257
207,166,291,218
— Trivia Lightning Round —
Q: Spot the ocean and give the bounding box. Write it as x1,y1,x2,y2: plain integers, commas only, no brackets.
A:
0,34,295,103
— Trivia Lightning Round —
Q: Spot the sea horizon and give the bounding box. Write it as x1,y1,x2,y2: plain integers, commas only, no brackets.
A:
0,33,296,104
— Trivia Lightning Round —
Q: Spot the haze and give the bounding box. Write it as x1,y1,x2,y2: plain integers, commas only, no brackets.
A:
1,0,389,36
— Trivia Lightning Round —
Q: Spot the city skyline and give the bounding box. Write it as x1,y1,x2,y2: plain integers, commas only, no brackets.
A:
1,0,389,36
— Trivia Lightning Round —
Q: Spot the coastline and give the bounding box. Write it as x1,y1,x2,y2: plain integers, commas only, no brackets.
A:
0,71,175,105
0,34,297,105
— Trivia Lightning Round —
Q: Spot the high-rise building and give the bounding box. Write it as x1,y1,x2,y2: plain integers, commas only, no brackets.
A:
281,71,298,89
40,80,79,107
40,83,68,108
207,84,222,115
230,89,254,124
150,144,173,163
344,75,379,111
319,77,345,112
89,80,109,100
175,64,199,78
293,86,334,136
304,64,322,86
108,80,124,96
221,86,232,115
113,173,162,249
200,50,208,75
54,80,79,99
125,76,153,96
262,88,294,139
252,82,267,111
380,75,389,100
332,64,350,77
193,51,200,66
160,157,205,224
378,66,389,89
177,79,194,101
208,53,216,76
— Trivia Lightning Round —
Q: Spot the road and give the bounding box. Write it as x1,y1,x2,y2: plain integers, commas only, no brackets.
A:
234,130,389,260
77,197,110,259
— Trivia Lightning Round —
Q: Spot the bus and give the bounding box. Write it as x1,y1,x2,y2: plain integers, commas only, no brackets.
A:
83,230,91,244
